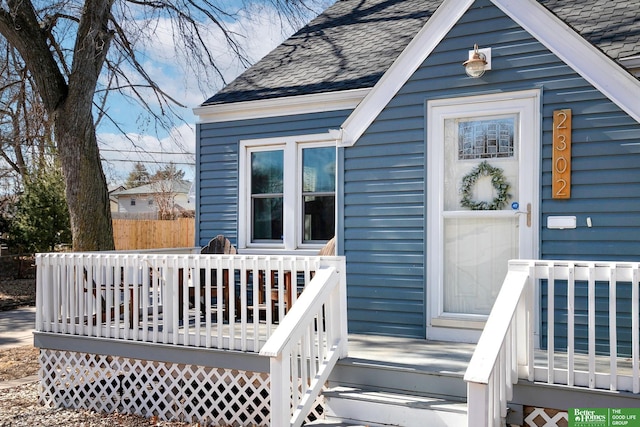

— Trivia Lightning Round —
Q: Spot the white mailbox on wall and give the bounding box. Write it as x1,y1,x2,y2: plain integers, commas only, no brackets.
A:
547,216,577,229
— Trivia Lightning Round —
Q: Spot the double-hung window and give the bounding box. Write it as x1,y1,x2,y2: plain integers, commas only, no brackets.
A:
250,149,284,241
240,134,336,251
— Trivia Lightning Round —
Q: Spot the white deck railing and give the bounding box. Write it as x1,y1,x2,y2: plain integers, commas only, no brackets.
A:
36,252,347,426
260,264,348,427
464,263,533,427
35,252,344,353
465,260,640,427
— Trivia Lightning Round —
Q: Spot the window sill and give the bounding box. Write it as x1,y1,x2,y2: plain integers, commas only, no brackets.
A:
238,248,320,256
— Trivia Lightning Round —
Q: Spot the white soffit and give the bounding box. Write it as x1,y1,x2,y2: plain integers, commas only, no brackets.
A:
339,0,640,147
620,55,640,77
193,88,370,124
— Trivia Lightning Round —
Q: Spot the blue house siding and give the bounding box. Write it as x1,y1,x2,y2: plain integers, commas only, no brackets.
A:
343,124,427,337
541,280,639,357
342,0,640,338
537,77,640,354
197,110,351,247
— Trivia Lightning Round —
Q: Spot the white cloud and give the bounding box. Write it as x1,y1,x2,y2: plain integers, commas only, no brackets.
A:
114,3,303,111
98,1,325,186
99,123,196,184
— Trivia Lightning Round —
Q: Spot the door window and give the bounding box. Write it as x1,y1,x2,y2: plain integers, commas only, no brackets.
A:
442,115,519,315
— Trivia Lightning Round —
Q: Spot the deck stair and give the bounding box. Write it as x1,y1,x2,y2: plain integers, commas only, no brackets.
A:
308,335,473,426
312,386,467,426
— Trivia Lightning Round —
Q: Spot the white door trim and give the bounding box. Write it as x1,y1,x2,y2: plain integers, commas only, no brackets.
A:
426,89,541,342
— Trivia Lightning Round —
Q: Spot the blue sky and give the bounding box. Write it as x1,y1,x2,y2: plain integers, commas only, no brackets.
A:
97,3,325,186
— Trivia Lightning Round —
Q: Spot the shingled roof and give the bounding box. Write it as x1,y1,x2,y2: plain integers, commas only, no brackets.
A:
538,0,640,61
204,0,438,105
204,0,640,106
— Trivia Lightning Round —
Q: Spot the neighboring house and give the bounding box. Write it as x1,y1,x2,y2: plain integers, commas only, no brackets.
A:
34,1,640,426
108,184,125,212
111,180,192,218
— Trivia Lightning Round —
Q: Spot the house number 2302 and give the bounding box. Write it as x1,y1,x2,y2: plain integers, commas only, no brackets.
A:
552,109,571,199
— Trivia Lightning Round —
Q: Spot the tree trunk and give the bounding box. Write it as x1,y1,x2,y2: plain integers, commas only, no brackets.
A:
0,0,116,251
55,105,114,251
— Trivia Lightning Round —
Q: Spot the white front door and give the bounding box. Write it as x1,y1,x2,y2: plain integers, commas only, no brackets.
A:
426,90,540,343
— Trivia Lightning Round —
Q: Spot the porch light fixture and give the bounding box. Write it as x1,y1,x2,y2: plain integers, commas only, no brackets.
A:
463,44,488,78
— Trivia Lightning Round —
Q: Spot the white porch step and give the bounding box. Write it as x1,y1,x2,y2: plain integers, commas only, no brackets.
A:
314,387,468,427
306,422,371,426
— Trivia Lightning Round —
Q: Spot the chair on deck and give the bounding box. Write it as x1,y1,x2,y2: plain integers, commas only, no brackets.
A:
318,236,336,256
255,236,336,321
201,235,237,256
193,235,236,321
84,267,134,326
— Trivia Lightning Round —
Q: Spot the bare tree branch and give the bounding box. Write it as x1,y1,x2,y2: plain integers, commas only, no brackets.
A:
0,1,67,111
0,0,325,250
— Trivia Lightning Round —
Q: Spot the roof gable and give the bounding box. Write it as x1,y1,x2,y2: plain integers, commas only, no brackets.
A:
339,0,640,145
112,180,192,197
198,0,640,130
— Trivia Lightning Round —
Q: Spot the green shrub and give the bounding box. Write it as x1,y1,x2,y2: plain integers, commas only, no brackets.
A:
8,167,71,253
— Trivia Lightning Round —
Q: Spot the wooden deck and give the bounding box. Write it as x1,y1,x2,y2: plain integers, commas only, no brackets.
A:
346,334,636,379
346,334,475,376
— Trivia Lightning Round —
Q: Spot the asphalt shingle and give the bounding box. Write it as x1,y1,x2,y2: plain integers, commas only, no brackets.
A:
204,0,640,105
205,0,439,105
538,0,640,61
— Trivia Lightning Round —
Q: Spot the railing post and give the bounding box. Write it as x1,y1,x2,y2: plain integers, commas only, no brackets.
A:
35,254,44,331
321,258,348,358
609,265,617,391
511,261,535,381
587,263,596,389
338,260,348,358
633,265,640,394
467,382,488,427
164,257,176,344
269,348,291,427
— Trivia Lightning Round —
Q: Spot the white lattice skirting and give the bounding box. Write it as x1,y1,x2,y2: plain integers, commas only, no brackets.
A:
38,349,324,426
524,407,568,427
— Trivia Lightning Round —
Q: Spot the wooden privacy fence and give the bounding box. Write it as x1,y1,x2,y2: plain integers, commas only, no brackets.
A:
113,218,194,250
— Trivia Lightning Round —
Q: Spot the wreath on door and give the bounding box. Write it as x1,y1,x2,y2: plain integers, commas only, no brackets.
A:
460,161,511,210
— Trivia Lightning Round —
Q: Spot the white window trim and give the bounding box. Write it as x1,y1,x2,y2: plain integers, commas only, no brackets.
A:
238,132,338,252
